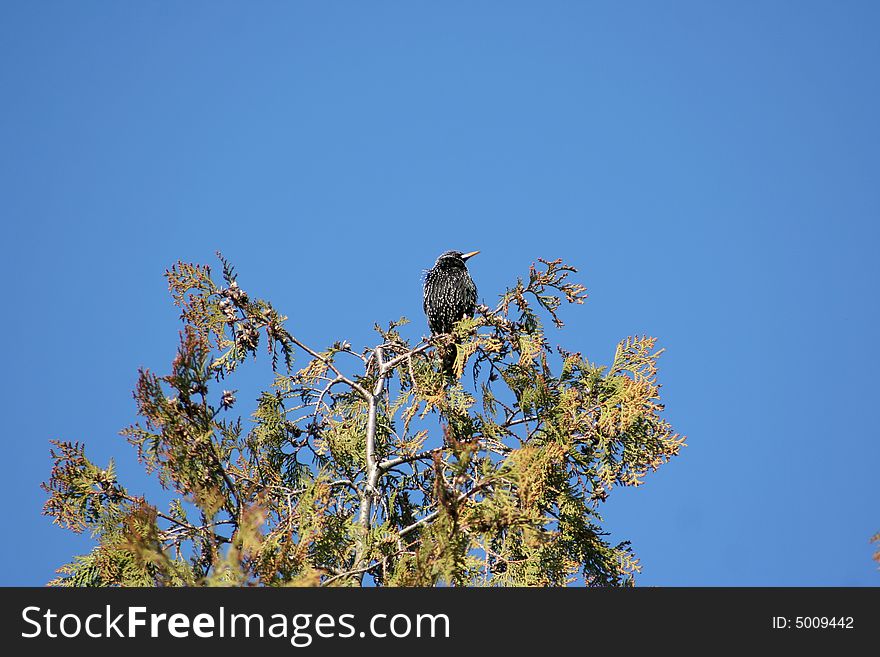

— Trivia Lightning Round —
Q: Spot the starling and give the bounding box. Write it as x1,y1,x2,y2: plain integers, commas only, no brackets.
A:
423,250,479,375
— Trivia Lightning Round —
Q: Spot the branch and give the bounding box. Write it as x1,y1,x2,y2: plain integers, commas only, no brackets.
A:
382,342,432,371
312,375,345,427
363,345,386,504
289,335,371,400
320,542,416,587
378,446,444,472
352,346,388,582
320,561,380,587
398,510,440,538
398,481,491,538
503,415,538,430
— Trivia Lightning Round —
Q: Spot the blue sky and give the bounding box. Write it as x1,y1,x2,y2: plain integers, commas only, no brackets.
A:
2,2,878,586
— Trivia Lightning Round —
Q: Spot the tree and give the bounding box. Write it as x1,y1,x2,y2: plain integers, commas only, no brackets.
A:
43,254,684,586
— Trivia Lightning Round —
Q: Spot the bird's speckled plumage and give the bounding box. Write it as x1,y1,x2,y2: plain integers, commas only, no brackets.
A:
423,250,478,335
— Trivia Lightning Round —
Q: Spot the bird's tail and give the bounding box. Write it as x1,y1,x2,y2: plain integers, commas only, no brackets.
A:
432,340,466,378
440,344,458,378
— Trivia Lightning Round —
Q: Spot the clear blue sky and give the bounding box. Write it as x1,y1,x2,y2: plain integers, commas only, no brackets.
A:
2,2,878,586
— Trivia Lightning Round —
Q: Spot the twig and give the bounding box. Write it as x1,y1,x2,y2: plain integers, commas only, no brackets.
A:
312,375,344,426
383,342,431,371
398,481,491,538
289,335,370,400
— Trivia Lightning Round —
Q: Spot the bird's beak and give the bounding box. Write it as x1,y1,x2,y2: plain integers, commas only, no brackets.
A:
461,250,480,261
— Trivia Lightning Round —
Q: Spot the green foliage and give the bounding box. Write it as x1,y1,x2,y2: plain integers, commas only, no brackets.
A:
43,254,684,586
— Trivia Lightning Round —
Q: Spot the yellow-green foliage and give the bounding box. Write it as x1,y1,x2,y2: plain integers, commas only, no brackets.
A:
43,254,683,587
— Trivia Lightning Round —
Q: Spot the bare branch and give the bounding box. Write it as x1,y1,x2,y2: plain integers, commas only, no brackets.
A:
378,446,445,472
288,335,371,400
398,481,491,538
383,342,432,371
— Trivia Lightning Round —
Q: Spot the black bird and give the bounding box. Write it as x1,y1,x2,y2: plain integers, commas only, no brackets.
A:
423,250,479,375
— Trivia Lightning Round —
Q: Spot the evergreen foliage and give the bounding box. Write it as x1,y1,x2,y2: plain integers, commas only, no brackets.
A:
43,255,684,586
